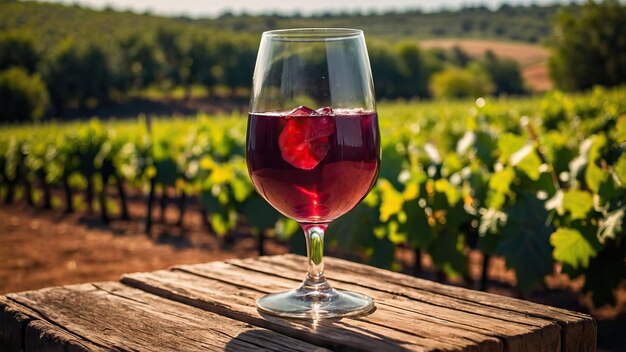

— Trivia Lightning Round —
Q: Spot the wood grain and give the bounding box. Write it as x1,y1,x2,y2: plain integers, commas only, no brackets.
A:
176,259,562,352
2,282,327,352
0,255,596,352
0,295,101,352
123,269,456,351
260,254,597,352
223,257,563,352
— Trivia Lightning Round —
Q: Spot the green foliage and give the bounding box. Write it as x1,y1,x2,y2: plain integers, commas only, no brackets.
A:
0,67,48,122
551,227,600,269
0,1,536,119
480,50,525,95
497,196,554,293
0,30,39,73
549,0,626,90
209,4,562,43
1,83,625,307
429,64,494,99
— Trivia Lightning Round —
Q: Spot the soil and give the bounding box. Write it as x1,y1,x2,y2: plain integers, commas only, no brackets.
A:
0,198,286,295
1,198,624,351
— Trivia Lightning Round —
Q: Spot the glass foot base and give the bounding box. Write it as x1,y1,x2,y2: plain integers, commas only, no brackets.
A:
256,284,374,319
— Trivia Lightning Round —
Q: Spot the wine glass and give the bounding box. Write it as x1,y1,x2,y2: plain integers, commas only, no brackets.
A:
246,28,380,319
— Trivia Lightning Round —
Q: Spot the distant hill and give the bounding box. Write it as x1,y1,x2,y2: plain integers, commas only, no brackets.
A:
0,1,571,44
203,4,570,43
0,1,243,50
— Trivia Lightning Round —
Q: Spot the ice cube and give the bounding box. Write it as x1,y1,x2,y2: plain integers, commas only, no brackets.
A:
315,107,334,115
288,106,317,117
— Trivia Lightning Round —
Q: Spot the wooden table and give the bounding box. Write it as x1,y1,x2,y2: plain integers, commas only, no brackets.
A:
0,254,596,351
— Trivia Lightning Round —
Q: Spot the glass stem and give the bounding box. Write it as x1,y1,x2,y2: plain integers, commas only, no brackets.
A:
302,224,332,292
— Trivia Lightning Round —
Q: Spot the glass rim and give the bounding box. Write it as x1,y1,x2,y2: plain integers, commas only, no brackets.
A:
262,28,363,42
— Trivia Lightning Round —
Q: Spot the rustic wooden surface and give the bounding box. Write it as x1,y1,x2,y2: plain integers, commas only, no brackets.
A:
0,254,596,351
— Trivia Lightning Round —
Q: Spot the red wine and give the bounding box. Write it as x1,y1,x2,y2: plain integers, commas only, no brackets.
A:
247,107,380,223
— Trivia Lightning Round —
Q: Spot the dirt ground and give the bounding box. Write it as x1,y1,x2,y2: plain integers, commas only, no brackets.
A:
0,200,286,294
1,200,625,350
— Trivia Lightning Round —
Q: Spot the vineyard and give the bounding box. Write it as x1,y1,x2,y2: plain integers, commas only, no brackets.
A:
1,86,625,307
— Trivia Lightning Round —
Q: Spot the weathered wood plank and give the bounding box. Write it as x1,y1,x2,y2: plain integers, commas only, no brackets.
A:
0,296,31,351
123,269,478,351
220,257,563,352
4,282,328,352
183,262,508,350
261,254,597,352
0,296,101,352
1,254,595,352
178,259,562,352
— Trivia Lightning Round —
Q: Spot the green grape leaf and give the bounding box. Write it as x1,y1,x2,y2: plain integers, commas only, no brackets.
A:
428,231,467,278
364,236,396,269
474,131,498,165
583,241,626,307
210,211,236,237
497,196,554,293
386,220,405,245
498,133,526,162
489,167,515,194
399,198,433,249
200,188,222,213
378,179,404,222
478,208,508,237
486,191,506,210
380,144,406,189
562,190,594,220
584,134,608,193
275,218,300,240
241,195,280,231
615,153,626,185
588,134,607,161
598,175,623,205
585,162,607,194
597,208,624,244
231,176,253,203
456,131,475,155
545,190,564,215
434,179,461,206
153,158,178,186
486,166,515,209
512,145,543,181
550,227,600,269
328,203,380,251
615,114,626,142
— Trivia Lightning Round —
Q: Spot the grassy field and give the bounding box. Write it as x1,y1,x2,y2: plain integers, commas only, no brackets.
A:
420,38,551,91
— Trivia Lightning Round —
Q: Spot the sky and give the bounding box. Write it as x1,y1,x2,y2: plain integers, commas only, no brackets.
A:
39,0,578,18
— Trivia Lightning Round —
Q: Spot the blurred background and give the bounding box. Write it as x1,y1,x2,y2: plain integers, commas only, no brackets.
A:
0,0,625,350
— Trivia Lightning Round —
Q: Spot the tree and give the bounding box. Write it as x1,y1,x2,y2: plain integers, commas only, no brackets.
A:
78,44,113,107
448,46,471,67
186,35,217,98
549,0,626,91
481,50,525,95
155,27,186,90
369,45,403,99
429,64,494,99
118,34,162,90
0,67,49,122
0,30,39,73
395,43,430,98
219,39,256,96
41,38,82,116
